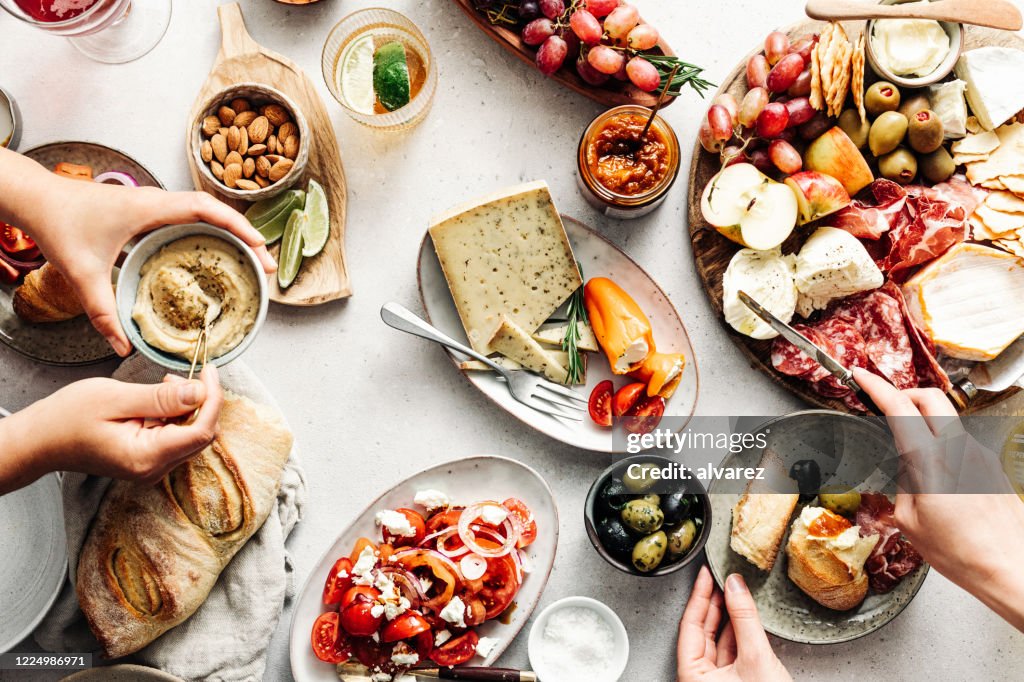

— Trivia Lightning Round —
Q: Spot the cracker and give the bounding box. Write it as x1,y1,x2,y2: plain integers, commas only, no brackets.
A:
994,239,1024,258
952,130,1001,155
975,204,1024,235
852,35,866,123
980,178,1008,190
1000,175,1024,196
810,36,824,111
966,116,983,134
986,190,1024,214
970,216,997,241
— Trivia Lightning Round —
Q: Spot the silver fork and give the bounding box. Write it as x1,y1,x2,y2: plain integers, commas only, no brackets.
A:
380,302,587,421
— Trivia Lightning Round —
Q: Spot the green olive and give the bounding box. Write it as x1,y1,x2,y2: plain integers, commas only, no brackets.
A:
898,93,931,120
621,499,664,534
622,463,658,493
920,146,956,184
878,148,918,185
907,109,944,154
838,109,870,148
632,530,668,572
865,81,901,118
667,519,698,558
819,489,862,517
869,111,908,157
642,493,661,506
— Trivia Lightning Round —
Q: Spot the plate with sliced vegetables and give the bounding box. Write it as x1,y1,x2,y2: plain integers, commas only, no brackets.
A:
289,455,557,681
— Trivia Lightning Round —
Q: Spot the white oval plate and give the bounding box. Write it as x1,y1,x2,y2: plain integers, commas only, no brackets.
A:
289,455,559,681
417,215,700,453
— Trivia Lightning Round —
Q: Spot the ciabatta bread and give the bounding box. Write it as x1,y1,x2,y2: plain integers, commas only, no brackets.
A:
785,509,879,611
730,492,799,571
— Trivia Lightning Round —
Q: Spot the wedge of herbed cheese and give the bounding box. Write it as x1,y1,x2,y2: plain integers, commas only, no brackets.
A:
429,181,583,354
954,47,1024,131
531,320,598,352
488,315,569,384
459,351,586,384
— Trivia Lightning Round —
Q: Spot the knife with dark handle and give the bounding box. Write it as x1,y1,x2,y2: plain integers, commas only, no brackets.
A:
738,291,882,415
337,663,536,682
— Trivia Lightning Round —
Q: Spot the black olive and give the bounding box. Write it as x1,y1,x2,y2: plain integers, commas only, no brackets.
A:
597,517,634,558
789,459,821,502
599,479,631,514
660,491,691,525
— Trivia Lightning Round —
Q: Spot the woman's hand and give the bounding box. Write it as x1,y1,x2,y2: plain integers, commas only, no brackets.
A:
677,566,791,682
0,148,276,355
0,366,223,495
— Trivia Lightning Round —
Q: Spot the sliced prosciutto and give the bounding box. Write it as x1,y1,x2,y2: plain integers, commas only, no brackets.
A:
856,493,924,593
827,179,909,240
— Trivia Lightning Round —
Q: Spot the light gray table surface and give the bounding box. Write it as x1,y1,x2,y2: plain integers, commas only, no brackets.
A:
2,1,1022,680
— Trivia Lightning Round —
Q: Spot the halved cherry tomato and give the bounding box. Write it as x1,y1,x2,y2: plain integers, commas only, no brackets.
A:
395,549,459,612
381,611,431,643
623,395,666,435
588,379,614,427
322,557,354,606
349,537,378,564
431,630,479,667
351,636,394,670
0,223,37,257
311,611,352,664
414,630,434,660
425,508,463,536
502,498,537,548
340,598,383,637
462,594,487,626
340,585,380,610
612,382,647,417
382,508,426,547
378,543,395,565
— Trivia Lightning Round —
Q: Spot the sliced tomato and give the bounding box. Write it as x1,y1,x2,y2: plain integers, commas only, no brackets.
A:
311,611,352,664
414,630,434,660
462,594,487,626
425,508,463,536
480,554,519,620
322,557,354,606
349,537,378,564
351,636,394,670
431,630,479,667
0,223,36,257
612,382,646,417
340,599,383,637
340,585,380,610
382,508,426,547
381,611,431,643
623,395,666,435
395,549,460,612
502,498,538,548
588,380,614,427
378,543,395,565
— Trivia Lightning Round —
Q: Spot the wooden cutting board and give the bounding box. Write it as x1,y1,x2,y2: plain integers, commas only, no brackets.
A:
451,0,677,108
186,2,351,306
686,20,1024,414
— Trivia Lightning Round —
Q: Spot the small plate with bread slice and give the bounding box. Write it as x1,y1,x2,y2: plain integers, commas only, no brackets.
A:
0,141,163,366
705,411,929,644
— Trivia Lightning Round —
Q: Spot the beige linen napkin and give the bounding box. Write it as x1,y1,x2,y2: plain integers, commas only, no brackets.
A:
33,355,306,681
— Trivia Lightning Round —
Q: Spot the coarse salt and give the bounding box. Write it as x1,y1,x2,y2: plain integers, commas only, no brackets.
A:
535,606,616,682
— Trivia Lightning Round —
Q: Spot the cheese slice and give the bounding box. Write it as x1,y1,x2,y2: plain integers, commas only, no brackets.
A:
459,351,586,384
429,181,582,353
903,242,1024,361
722,247,798,340
928,79,968,139
954,47,1024,131
488,315,569,383
531,320,598,352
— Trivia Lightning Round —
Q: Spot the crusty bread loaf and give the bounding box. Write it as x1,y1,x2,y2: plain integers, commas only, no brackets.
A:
785,517,877,611
76,393,293,658
12,263,85,323
730,493,799,571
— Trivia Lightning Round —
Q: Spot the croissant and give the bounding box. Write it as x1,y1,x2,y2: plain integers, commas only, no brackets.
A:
12,263,85,323
76,393,293,658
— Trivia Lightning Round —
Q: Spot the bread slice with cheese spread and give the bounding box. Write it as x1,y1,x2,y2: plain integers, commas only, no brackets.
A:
730,492,799,571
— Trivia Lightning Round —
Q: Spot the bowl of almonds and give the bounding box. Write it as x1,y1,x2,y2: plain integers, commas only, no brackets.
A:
191,83,309,201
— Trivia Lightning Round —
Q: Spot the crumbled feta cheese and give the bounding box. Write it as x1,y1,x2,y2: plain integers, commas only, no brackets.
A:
440,596,467,628
414,489,451,511
519,551,532,574
435,629,452,647
376,510,417,537
372,571,410,620
351,546,378,585
475,636,500,658
371,631,380,643
418,575,433,593
370,603,385,618
480,504,508,526
370,674,391,682
391,643,419,667
384,597,411,621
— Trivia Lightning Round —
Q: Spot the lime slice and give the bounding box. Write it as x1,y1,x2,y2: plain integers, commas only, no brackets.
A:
278,209,306,289
246,189,306,245
301,180,330,258
373,41,411,112
338,34,377,115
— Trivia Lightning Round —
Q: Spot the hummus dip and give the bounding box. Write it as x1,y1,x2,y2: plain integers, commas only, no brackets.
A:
132,235,259,360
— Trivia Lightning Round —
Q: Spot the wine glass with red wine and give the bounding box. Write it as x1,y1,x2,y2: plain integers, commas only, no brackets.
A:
1,0,171,64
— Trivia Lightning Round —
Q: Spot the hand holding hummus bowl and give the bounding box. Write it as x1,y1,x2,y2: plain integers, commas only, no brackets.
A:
116,223,269,371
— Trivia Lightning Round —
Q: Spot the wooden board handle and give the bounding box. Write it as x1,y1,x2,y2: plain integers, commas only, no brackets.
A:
217,2,259,61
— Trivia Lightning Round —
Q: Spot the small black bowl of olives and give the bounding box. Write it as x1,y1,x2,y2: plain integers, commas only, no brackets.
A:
584,455,711,577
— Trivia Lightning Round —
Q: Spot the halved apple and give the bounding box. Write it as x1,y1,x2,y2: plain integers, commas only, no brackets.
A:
701,163,798,250
784,171,852,225
804,127,874,196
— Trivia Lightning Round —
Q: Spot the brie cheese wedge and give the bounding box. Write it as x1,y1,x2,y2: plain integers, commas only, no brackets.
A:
927,79,968,139
954,47,1024,131
793,227,884,318
722,247,798,340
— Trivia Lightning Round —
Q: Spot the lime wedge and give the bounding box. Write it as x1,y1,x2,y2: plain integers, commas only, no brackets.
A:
339,33,377,115
246,189,306,245
301,180,330,258
278,209,306,289
373,41,411,112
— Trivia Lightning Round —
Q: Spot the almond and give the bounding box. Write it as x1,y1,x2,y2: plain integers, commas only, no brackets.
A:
217,105,236,127
211,134,227,162
247,143,267,157
233,110,257,128
200,140,213,164
219,127,229,137
201,116,221,137
243,157,255,178
235,179,260,191
267,134,278,155
263,103,290,127
283,135,299,160
268,158,294,182
230,98,251,114
265,154,285,165
247,116,270,144
277,122,297,141
223,163,243,188
227,126,240,152
210,160,225,180
238,126,249,156
254,174,270,188
256,155,272,178
225,150,243,168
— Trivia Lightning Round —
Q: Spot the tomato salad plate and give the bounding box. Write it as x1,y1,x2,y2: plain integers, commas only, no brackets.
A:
0,141,162,366
687,16,1024,413
418,182,699,453
289,455,558,681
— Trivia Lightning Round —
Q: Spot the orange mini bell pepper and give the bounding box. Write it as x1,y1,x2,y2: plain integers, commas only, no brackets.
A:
584,277,655,375
630,351,687,399
54,162,93,181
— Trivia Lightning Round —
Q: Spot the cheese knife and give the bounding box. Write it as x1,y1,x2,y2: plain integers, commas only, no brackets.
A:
946,336,1024,409
336,663,537,681
738,291,882,415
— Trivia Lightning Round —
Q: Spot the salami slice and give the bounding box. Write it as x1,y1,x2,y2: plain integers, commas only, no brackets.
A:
834,290,918,389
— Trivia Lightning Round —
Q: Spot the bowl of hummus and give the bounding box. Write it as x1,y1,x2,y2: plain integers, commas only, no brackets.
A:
116,223,268,371
866,0,964,88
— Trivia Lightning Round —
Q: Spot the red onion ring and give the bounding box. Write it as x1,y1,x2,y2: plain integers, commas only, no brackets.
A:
377,566,424,610
457,504,519,558
94,171,139,187
460,554,488,581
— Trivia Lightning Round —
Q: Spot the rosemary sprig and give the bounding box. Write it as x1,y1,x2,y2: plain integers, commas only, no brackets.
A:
645,54,715,98
563,264,589,385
